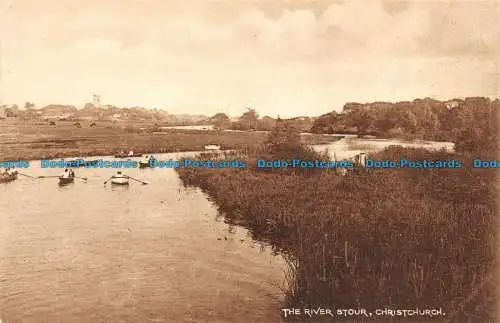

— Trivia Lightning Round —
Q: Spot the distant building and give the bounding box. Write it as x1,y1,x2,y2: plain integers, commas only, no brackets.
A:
93,94,101,108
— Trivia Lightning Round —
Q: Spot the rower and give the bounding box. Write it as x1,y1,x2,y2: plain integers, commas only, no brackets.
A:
114,170,127,178
61,168,70,178
128,150,134,157
69,169,75,177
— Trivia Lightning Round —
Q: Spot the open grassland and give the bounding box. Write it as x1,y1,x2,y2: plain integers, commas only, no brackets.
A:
0,119,338,160
177,147,498,323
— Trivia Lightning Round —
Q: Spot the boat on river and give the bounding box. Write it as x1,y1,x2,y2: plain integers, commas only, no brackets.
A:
139,155,155,168
0,172,18,183
58,170,75,186
58,177,74,185
110,175,129,185
204,144,221,150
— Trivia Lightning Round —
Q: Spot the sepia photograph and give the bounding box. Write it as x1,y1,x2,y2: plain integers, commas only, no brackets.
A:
0,0,498,322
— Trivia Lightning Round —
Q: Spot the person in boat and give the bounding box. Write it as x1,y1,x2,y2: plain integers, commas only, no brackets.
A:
61,168,70,178
2,167,10,176
68,169,75,178
128,150,134,157
113,170,128,178
5,167,16,176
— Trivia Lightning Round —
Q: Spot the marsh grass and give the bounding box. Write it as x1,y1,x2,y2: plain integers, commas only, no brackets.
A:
176,143,497,322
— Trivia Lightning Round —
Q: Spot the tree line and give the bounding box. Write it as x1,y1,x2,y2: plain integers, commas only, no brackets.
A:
212,97,498,157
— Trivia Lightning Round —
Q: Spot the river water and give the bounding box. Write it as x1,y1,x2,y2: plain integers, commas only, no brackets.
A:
0,138,455,323
0,152,285,323
315,137,455,159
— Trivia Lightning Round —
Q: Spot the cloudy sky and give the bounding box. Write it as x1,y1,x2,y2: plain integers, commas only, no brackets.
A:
1,0,499,117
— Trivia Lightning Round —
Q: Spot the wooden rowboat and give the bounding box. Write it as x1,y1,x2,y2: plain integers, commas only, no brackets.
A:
139,156,155,168
110,176,129,185
58,176,75,186
204,144,220,151
0,172,18,183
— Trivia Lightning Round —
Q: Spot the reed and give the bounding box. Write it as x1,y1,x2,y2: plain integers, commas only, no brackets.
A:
176,143,497,322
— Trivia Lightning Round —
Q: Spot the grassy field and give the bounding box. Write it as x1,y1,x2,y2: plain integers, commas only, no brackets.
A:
176,147,498,322
0,119,339,160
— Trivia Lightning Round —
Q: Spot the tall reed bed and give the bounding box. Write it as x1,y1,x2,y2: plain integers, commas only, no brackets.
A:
176,146,497,322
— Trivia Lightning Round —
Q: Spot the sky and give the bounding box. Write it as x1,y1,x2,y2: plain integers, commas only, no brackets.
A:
1,0,499,117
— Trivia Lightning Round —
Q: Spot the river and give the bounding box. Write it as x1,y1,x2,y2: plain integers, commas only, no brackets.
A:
314,137,455,159
0,152,285,323
0,138,455,323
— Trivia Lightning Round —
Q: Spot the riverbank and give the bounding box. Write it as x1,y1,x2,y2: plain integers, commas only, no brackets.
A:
0,120,340,161
176,147,497,322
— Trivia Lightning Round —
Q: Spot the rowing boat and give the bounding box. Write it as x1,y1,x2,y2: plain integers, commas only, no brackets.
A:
0,172,18,183
58,176,75,185
139,156,154,169
110,176,129,185
204,144,221,150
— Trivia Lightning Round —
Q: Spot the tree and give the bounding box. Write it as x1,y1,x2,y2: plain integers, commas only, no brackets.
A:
264,121,316,160
311,111,337,133
239,108,259,130
24,102,35,109
257,116,276,131
211,113,231,130
343,104,374,136
5,105,19,117
453,98,498,157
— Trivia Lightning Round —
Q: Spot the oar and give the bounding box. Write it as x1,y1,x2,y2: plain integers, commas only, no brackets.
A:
103,177,113,185
18,172,37,179
126,175,148,185
74,176,88,181
38,175,61,179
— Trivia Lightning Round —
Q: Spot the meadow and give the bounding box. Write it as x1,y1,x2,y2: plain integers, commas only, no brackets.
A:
0,119,338,160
